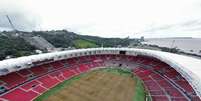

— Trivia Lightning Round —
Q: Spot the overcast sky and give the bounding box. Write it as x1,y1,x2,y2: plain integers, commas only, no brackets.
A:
0,0,201,38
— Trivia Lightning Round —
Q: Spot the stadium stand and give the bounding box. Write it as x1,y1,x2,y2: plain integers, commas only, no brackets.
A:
0,54,200,101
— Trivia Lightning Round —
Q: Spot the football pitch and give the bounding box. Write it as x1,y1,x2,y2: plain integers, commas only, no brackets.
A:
35,68,148,101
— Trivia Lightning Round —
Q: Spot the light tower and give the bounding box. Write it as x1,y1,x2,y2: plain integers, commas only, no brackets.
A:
5,15,21,36
6,15,17,32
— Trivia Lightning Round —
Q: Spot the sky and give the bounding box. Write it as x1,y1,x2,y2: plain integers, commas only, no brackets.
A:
0,0,201,38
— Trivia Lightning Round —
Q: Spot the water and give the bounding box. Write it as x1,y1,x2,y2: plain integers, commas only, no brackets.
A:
142,38,201,55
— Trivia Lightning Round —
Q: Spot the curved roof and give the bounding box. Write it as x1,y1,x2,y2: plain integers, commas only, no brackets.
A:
0,48,201,98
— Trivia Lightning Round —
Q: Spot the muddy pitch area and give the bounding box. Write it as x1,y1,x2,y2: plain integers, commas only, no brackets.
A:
45,70,136,101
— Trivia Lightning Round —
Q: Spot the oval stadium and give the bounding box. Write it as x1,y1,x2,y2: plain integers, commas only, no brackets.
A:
0,48,200,101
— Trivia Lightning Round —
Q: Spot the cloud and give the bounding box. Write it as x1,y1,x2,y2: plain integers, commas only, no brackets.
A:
142,19,201,37
1,0,201,38
180,20,200,27
144,25,175,33
0,12,41,31
0,0,41,31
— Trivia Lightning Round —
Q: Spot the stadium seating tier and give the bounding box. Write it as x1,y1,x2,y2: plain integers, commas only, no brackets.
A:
0,55,200,101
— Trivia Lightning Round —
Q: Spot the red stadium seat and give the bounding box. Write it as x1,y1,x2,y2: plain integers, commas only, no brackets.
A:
33,85,47,94
0,72,26,89
62,69,76,79
21,80,40,90
37,75,60,89
78,64,89,72
17,69,32,76
151,96,169,101
50,61,64,69
30,65,48,76
1,88,38,101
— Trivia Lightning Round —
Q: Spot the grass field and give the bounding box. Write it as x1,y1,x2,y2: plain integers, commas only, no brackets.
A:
74,39,98,48
35,68,147,101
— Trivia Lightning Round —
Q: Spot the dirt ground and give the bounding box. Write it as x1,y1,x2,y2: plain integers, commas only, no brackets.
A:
45,71,136,101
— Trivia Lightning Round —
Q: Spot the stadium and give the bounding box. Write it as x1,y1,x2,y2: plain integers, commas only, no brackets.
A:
0,48,200,101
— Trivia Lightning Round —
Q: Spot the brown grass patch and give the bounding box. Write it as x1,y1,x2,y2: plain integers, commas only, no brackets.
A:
44,71,136,101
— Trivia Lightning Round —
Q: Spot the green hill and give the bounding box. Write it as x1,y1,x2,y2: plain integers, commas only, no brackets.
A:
0,34,36,60
0,30,139,60
33,30,139,48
